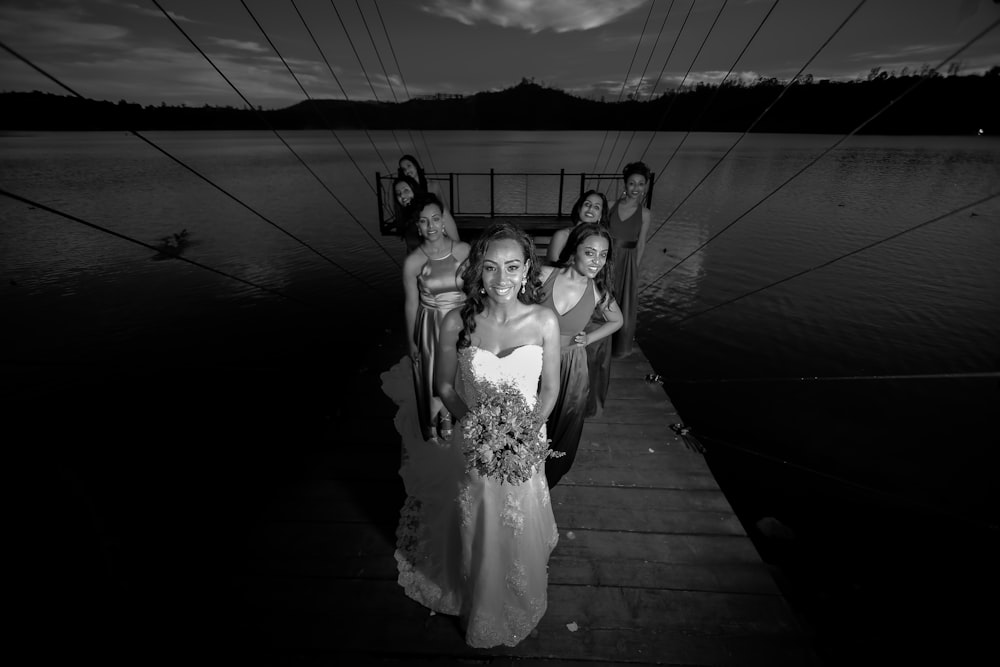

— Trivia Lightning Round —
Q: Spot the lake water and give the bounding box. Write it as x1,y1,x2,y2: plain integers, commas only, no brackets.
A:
3,130,998,662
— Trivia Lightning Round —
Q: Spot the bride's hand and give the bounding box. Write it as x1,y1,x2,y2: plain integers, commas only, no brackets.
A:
573,331,588,346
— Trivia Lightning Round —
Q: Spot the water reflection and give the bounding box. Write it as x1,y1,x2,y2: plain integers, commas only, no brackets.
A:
638,213,709,324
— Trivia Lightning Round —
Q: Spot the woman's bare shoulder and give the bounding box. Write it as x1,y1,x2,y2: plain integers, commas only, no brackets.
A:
453,241,472,259
442,306,464,329
526,302,558,328
404,247,426,270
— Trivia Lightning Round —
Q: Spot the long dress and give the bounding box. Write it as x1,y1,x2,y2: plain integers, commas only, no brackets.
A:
550,224,612,419
609,202,642,358
384,345,559,648
584,309,611,417
412,243,466,439
538,270,595,488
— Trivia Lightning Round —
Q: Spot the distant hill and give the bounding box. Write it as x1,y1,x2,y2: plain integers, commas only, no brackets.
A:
2,73,998,134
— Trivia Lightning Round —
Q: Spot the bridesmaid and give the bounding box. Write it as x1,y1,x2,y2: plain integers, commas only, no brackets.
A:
403,192,470,440
393,173,460,253
547,190,614,417
392,174,423,254
538,222,622,488
608,161,651,358
399,154,457,223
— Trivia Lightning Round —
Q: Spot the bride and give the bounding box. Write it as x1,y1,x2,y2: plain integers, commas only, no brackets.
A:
388,221,561,648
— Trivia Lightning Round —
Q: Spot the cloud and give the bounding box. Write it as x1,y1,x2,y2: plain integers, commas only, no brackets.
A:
420,0,649,33
0,5,129,48
210,37,270,54
114,1,194,23
849,43,952,63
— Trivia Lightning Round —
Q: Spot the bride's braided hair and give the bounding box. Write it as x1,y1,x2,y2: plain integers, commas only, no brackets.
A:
457,222,542,350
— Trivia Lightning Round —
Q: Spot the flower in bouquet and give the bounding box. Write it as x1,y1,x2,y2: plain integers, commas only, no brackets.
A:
461,381,564,485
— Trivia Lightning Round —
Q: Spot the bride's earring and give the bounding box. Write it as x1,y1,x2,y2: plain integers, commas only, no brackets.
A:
520,279,525,294
480,286,486,295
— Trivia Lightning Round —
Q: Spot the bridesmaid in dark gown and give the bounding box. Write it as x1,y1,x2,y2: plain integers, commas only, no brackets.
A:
392,174,423,253
538,222,622,488
402,193,470,440
608,161,652,359
546,190,614,417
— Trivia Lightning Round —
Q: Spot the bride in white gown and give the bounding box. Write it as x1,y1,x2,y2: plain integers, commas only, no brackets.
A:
385,222,562,648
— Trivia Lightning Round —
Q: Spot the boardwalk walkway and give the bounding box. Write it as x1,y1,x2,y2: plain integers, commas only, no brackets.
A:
237,345,819,665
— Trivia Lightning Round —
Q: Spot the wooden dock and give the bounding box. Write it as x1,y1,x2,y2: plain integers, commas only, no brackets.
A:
236,345,819,665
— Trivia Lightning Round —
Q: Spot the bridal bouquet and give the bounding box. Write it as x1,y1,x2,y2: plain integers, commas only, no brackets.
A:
461,381,564,485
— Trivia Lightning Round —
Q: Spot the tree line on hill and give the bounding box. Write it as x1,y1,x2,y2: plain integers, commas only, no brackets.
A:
2,67,998,135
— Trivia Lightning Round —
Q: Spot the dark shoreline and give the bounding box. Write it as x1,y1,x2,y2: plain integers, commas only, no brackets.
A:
4,72,998,134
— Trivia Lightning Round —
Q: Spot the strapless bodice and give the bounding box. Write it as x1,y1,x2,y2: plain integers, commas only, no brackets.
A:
458,344,543,410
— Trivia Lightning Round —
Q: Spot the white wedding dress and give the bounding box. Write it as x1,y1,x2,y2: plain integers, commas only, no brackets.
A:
382,345,559,648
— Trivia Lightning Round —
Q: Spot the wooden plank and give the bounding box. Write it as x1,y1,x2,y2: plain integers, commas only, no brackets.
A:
243,552,780,595
552,529,763,566
584,398,677,425
248,522,761,570
573,434,710,471
608,354,657,379
239,579,816,666
555,454,720,489
553,484,734,514
551,486,744,535
546,556,779,594
605,377,681,402
580,420,679,441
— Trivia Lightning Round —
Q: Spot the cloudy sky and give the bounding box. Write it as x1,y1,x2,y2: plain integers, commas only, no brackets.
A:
1,0,998,108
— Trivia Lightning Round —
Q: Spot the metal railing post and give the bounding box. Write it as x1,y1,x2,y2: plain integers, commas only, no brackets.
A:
557,168,565,218
376,171,384,230
524,174,528,214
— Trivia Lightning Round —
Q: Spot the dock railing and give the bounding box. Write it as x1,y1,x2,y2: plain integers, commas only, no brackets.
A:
376,170,654,236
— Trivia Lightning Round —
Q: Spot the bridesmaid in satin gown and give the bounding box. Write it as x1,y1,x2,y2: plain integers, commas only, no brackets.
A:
538,222,622,488
402,192,470,440
546,190,614,417
608,161,651,358
393,173,460,254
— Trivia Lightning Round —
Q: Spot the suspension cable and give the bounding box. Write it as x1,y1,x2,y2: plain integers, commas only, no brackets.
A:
598,0,676,180
643,0,869,249
289,0,392,175
329,0,407,157
0,188,319,307
353,0,421,161
654,370,1000,384
151,0,400,269
0,39,380,288
600,0,678,187
651,0,781,176
646,191,1000,324
617,0,731,177
599,0,694,192
643,9,1000,281
588,0,656,185
241,0,375,196
374,0,438,175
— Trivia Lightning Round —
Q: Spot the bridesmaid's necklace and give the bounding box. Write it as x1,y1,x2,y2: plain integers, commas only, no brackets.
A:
421,239,452,261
